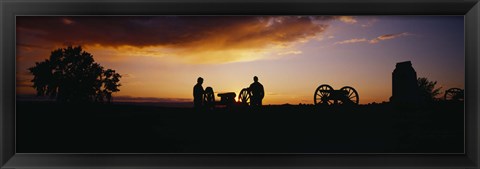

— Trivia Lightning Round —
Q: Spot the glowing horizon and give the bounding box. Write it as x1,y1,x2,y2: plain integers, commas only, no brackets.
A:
16,16,465,105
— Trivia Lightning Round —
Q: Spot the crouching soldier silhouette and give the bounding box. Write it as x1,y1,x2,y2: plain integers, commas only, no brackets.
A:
193,77,204,109
249,76,264,107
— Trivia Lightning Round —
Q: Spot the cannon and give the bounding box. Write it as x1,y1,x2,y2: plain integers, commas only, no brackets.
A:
444,88,464,101
202,87,252,109
314,84,359,106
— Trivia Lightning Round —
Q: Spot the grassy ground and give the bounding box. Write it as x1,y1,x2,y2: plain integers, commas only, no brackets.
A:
16,101,464,153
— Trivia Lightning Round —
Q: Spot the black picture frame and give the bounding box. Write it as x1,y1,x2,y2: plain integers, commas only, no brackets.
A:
1,0,479,168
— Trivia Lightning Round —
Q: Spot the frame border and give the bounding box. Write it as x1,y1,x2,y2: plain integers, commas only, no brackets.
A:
1,0,479,168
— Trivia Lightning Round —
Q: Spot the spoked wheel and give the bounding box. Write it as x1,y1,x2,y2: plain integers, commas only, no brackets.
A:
238,88,251,106
339,86,359,105
444,88,464,101
203,87,215,109
314,84,334,105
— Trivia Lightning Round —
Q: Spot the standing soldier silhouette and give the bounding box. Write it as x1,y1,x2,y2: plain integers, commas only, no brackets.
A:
193,77,204,109
249,76,265,107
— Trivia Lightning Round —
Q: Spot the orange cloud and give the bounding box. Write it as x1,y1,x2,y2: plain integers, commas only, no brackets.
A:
334,38,367,44
277,50,302,55
335,32,411,45
336,16,358,24
369,32,411,44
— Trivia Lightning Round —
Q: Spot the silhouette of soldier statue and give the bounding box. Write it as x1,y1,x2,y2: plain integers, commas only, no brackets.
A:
193,77,204,109
249,76,264,107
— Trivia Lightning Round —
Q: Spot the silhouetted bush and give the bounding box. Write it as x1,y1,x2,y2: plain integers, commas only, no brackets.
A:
417,77,442,102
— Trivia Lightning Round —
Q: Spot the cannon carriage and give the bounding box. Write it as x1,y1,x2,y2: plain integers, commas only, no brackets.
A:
314,84,359,106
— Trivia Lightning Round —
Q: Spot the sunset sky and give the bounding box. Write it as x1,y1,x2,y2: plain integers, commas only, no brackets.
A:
16,16,465,105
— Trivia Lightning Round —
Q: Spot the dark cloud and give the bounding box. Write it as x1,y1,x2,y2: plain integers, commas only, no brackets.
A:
17,16,333,49
17,43,50,50
17,16,362,64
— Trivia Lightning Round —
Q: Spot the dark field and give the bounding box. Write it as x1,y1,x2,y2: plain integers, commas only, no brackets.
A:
16,101,464,153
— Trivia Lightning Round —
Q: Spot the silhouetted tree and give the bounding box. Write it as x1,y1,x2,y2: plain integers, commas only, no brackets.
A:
417,77,442,102
29,46,121,103
102,69,121,103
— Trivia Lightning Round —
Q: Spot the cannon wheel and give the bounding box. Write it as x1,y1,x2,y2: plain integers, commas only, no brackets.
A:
314,84,334,105
444,88,464,101
339,86,359,105
203,87,215,109
238,88,251,106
